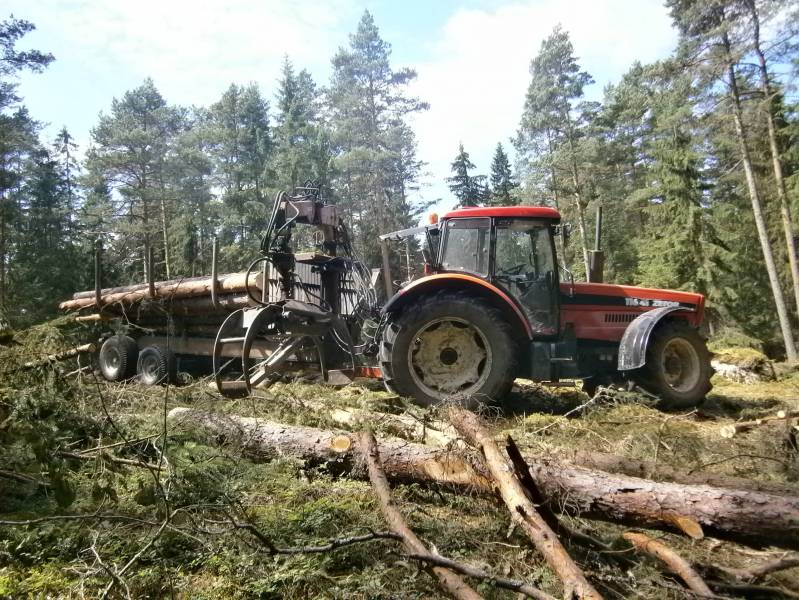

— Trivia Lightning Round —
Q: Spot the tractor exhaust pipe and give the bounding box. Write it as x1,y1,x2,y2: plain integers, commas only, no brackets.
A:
588,205,605,283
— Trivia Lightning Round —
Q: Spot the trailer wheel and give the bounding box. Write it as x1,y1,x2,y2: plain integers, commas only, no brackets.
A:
640,322,712,409
137,345,176,386
381,292,517,407
98,335,138,382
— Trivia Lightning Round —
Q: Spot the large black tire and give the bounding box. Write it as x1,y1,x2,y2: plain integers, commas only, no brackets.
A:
98,335,139,382
136,345,177,386
379,292,518,407
638,322,712,409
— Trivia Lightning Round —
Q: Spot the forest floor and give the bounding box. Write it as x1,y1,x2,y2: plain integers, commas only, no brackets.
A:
1,317,798,599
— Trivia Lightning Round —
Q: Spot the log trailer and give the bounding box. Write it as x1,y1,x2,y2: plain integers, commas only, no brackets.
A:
61,187,712,408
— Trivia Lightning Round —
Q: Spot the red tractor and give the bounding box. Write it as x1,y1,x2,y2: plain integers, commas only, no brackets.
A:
377,206,712,408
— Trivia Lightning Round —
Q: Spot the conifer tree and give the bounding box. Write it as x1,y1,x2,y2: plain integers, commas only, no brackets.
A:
0,16,52,312
272,58,331,192
667,0,797,358
86,79,184,281
488,142,518,206
328,10,428,265
517,26,595,279
447,143,479,207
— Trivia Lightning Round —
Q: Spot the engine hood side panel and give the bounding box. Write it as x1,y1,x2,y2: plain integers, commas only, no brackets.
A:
560,282,704,342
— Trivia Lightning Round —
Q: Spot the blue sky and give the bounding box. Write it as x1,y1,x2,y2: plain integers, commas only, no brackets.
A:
7,0,678,217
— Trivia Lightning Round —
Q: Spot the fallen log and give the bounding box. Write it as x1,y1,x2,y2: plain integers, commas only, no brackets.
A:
71,274,216,300
622,532,713,597
447,408,602,600
59,272,264,311
302,403,798,497
167,408,799,549
549,449,798,497
360,430,483,600
719,410,799,438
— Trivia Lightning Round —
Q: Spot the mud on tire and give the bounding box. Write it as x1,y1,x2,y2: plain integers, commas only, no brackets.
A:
380,292,518,408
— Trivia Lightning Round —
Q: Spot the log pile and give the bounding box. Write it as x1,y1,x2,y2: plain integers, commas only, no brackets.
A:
168,407,799,550
58,271,265,316
166,405,799,598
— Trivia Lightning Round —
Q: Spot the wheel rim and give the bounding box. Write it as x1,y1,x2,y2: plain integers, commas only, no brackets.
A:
661,337,701,393
407,317,492,400
140,354,161,383
105,347,121,374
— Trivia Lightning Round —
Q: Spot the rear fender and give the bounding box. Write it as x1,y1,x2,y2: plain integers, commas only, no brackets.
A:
618,306,690,371
382,273,533,339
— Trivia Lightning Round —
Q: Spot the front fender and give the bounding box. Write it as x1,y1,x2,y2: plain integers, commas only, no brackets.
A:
618,306,690,371
382,273,533,339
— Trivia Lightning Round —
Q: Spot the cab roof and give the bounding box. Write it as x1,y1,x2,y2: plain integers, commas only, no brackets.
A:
442,206,561,221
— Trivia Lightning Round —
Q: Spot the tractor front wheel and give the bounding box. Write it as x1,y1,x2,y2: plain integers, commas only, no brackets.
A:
380,293,517,407
639,322,712,409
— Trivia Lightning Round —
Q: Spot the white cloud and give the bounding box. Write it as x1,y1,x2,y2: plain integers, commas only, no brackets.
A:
10,0,358,107
409,0,677,215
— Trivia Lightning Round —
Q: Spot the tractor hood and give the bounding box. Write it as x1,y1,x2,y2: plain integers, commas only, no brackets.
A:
560,282,705,326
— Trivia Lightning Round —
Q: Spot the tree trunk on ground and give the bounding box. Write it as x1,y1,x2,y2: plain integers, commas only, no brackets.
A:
747,0,799,319
359,430,484,600
722,31,797,360
309,402,797,496
167,408,799,549
447,408,603,600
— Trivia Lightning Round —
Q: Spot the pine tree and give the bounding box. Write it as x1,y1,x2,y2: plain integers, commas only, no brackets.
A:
0,16,53,312
86,78,184,281
517,26,595,279
667,0,797,358
204,83,272,268
488,142,518,206
328,10,428,265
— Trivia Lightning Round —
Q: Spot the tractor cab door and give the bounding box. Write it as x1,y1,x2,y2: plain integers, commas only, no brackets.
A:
493,218,559,336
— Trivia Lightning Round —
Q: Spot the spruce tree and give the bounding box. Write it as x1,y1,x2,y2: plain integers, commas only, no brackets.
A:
488,142,518,206
447,143,478,207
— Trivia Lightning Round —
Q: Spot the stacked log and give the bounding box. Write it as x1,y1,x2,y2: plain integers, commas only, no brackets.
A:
59,272,264,315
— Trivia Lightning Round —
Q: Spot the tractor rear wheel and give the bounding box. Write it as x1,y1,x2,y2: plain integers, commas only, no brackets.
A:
639,322,712,409
380,292,517,407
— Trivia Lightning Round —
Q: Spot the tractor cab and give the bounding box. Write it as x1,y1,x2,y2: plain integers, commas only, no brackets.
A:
435,207,561,336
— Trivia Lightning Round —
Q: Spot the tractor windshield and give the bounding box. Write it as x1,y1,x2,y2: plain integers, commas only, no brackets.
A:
494,219,558,335
440,218,490,276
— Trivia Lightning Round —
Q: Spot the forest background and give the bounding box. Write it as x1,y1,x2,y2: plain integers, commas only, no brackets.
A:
1,0,799,356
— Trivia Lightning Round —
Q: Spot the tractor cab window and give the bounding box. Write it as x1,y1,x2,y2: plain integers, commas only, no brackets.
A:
440,218,490,276
494,219,558,335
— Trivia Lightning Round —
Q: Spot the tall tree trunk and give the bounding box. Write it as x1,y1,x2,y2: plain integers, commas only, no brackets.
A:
159,194,171,279
0,194,6,308
546,130,567,264
564,113,591,280
748,0,799,318
723,32,797,359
